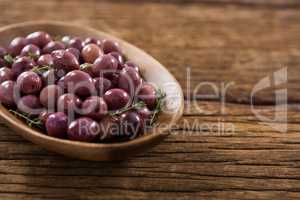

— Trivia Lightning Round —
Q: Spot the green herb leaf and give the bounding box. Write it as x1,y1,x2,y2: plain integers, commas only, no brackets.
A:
9,110,43,129
150,88,166,126
109,101,146,116
31,65,50,74
80,63,93,70
4,54,14,64
28,52,39,60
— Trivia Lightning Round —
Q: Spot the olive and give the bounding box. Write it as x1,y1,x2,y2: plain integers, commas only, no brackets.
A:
81,43,103,63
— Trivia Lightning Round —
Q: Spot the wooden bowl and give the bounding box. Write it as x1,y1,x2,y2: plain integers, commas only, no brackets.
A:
0,21,184,161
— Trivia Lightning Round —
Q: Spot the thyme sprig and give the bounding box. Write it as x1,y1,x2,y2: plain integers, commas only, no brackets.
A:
150,88,166,126
9,110,43,128
4,54,14,64
80,63,93,70
31,65,50,74
109,101,145,116
28,52,39,60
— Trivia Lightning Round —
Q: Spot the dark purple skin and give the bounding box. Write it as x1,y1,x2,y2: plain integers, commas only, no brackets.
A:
93,77,112,96
137,106,152,120
0,80,16,107
84,37,102,46
39,85,63,109
63,70,96,97
118,66,142,95
57,93,82,114
51,50,80,72
102,39,121,54
65,47,80,60
37,54,54,66
11,56,36,79
67,117,100,142
8,37,29,56
68,37,84,51
81,96,108,120
20,44,41,58
98,116,120,141
124,61,140,73
43,41,65,54
136,106,152,130
46,112,68,138
120,111,143,138
104,88,130,111
109,52,125,70
39,109,54,125
0,67,13,84
92,54,118,77
16,71,42,95
41,69,57,86
0,47,7,58
0,58,6,68
17,95,42,116
137,83,157,110
26,31,52,47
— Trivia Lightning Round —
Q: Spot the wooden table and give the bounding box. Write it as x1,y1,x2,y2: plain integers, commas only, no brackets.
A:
1,0,300,199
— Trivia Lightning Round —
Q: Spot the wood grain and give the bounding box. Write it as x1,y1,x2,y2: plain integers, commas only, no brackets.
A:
0,0,300,199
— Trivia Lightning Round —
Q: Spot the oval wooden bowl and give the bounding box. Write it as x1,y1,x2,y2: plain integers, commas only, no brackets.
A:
0,21,184,161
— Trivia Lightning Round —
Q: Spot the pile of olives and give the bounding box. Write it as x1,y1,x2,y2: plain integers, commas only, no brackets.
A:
0,31,161,143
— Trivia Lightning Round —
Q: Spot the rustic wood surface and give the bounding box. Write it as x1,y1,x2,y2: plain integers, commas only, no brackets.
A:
0,0,300,199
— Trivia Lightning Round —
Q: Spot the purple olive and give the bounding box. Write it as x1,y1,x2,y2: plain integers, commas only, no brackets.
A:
124,61,140,73
0,58,6,68
8,37,29,56
104,88,130,111
109,52,125,70
17,95,42,115
63,70,96,97
41,69,57,86
67,117,100,142
92,54,118,77
20,44,41,58
120,111,143,138
102,39,121,54
66,47,80,60
43,41,65,54
39,109,54,125
51,50,80,72
93,77,112,96
137,84,157,109
46,112,68,138
98,116,120,141
81,43,103,63
84,37,101,46
81,96,108,120
0,47,7,58
57,93,82,114
68,37,84,51
16,71,42,94
39,85,63,109
0,80,16,107
0,67,13,84
37,54,54,66
118,66,142,94
26,31,52,47
11,56,35,79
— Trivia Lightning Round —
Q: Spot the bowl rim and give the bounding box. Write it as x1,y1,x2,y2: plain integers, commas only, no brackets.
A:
0,20,184,150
